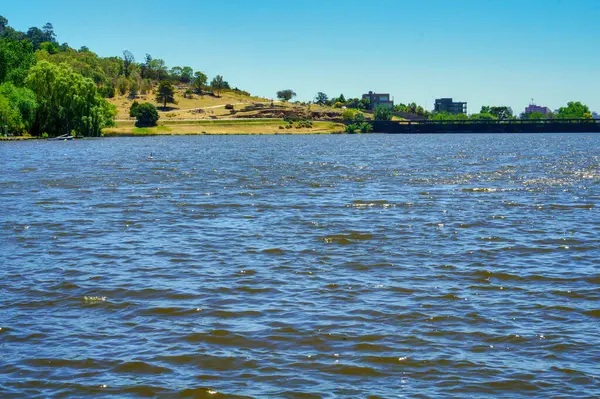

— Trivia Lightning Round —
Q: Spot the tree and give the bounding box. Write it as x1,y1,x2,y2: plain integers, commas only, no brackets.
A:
315,92,328,105
149,58,167,80
338,93,346,103
556,101,590,119
210,75,228,97
122,50,135,78
169,66,183,80
181,66,193,83
373,106,392,121
155,80,177,109
0,15,8,33
0,37,36,85
277,89,296,102
42,23,56,43
129,100,140,117
26,61,115,136
469,113,496,120
481,105,513,120
520,111,547,120
26,27,45,49
192,71,207,93
0,83,37,133
134,102,159,127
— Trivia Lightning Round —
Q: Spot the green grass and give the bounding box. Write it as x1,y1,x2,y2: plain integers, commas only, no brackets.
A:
132,125,172,134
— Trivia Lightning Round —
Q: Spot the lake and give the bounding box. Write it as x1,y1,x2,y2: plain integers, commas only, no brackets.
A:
1,134,599,398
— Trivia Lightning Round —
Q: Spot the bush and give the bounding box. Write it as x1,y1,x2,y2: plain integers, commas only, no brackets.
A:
129,100,140,117
353,112,366,122
373,106,392,121
345,123,359,133
42,132,48,138
342,109,356,121
225,104,234,110
296,119,313,129
135,102,159,127
359,122,373,133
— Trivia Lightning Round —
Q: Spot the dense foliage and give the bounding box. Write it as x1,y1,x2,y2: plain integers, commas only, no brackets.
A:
277,89,297,102
26,61,115,136
133,103,159,127
373,106,392,121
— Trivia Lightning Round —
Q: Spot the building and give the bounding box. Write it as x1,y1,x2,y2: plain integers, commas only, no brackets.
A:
592,112,600,120
434,98,467,115
362,91,394,110
524,104,552,115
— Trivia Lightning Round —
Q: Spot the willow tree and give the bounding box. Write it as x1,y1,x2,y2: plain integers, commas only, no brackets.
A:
26,61,115,136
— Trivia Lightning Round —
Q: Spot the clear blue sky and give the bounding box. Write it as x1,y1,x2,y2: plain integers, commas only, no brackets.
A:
3,0,600,114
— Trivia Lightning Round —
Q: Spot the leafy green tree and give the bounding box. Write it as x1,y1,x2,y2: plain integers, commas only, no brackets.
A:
170,66,183,80
149,58,167,80
359,98,370,110
0,16,7,33
0,82,37,132
192,71,207,93
338,93,346,103
116,76,129,96
181,66,194,83
155,80,177,109
556,101,590,119
134,102,159,127
315,91,329,105
129,100,140,117
26,61,115,136
0,93,21,134
122,50,135,78
42,23,56,43
481,105,513,120
210,75,228,97
469,113,496,120
520,111,548,120
0,37,36,85
373,106,392,121
277,89,296,102
315,92,328,105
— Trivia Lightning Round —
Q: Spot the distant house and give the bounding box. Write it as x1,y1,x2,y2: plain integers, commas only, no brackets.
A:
434,98,467,115
592,112,600,120
524,104,552,115
362,91,394,110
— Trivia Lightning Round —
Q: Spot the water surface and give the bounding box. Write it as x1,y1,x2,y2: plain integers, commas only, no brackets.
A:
1,134,599,398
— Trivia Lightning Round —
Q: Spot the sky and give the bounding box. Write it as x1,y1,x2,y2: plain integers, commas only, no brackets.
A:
3,0,600,114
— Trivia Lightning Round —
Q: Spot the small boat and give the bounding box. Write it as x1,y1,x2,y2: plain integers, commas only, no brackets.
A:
148,153,154,160
47,134,75,141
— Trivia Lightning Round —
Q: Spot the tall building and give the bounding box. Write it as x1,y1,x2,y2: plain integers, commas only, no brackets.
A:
362,91,394,110
524,104,552,115
434,98,467,115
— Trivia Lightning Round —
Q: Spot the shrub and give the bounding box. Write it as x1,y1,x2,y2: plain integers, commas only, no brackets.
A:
342,109,356,121
225,104,234,110
129,100,140,117
359,122,373,133
42,132,48,138
353,112,366,122
135,102,159,127
296,119,313,129
373,106,392,121
345,124,359,133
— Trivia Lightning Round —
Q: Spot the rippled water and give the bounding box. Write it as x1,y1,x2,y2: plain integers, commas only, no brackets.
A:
1,134,599,398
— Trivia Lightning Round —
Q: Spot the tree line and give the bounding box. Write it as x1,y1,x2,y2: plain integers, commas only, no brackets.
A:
0,15,249,136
